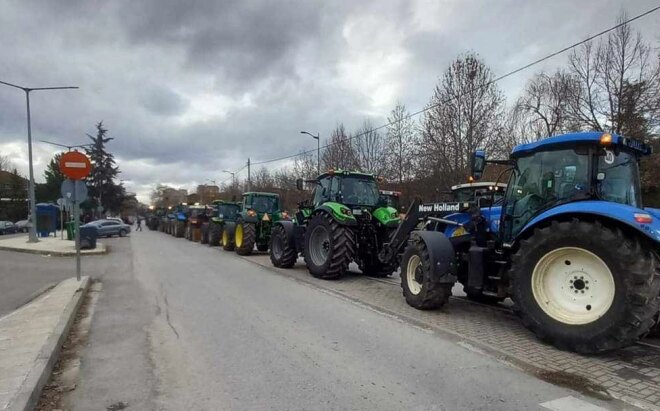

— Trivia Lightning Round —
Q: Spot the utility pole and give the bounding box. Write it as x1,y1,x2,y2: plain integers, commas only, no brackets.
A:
247,158,251,191
301,131,320,174
0,80,78,243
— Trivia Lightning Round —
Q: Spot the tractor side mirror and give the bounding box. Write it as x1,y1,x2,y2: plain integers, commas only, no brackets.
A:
471,150,486,180
296,178,303,191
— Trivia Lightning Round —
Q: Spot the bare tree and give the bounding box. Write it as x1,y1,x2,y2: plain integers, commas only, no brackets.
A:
321,123,359,171
0,154,13,172
568,12,660,134
353,119,387,176
511,70,580,142
420,52,506,185
385,102,418,183
293,150,317,180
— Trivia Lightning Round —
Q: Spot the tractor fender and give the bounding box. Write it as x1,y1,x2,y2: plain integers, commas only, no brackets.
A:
274,220,297,247
414,231,457,284
241,214,259,224
518,200,660,244
315,205,357,226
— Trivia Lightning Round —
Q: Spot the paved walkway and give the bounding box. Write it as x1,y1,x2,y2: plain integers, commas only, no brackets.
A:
0,277,89,411
0,236,105,256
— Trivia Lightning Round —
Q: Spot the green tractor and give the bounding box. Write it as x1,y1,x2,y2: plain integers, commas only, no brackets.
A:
205,200,242,247
269,170,401,279
221,192,287,255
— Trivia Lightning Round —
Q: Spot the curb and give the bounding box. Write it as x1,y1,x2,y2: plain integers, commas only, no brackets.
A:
0,245,107,257
8,277,90,411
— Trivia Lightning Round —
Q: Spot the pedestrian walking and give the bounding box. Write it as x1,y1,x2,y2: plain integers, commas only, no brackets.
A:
136,217,142,231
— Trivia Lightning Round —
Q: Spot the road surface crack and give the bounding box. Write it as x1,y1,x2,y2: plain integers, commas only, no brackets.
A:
163,294,180,339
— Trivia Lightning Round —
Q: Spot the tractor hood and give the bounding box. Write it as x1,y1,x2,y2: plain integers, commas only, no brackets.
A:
645,207,660,220
521,201,660,244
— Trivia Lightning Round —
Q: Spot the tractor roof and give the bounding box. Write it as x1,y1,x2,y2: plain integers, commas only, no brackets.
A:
317,169,375,180
511,131,652,158
211,200,240,205
451,182,506,191
242,191,279,198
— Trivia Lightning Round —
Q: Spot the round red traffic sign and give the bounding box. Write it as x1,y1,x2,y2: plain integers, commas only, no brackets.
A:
59,151,92,180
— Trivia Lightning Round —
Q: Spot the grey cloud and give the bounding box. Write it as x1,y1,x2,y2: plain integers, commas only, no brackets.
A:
140,87,189,116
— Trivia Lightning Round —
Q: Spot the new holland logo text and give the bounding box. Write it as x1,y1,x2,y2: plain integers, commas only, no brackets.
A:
418,203,460,213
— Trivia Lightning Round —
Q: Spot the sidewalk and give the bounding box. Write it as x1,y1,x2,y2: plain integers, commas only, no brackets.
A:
0,277,90,411
0,236,106,256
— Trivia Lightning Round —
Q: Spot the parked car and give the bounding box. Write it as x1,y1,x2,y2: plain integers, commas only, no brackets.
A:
14,220,31,233
106,217,125,224
82,219,131,237
0,221,18,235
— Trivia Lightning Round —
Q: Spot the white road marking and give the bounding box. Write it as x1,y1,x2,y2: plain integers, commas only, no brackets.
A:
64,161,86,168
540,396,608,411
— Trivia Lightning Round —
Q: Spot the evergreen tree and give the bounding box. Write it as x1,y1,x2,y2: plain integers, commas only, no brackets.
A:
36,153,65,202
85,121,122,214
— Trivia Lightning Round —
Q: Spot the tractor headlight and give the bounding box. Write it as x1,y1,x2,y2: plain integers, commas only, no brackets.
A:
247,209,257,217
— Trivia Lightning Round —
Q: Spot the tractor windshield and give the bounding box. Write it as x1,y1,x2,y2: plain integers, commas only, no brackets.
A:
596,149,641,208
504,148,590,239
340,176,380,207
217,204,240,219
251,196,279,213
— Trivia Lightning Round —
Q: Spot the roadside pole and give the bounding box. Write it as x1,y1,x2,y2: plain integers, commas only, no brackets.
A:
73,183,81,281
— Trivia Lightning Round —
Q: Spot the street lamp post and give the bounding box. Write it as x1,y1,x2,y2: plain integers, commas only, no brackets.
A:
222,170,236,187
300,131,320,174
0,80,78,243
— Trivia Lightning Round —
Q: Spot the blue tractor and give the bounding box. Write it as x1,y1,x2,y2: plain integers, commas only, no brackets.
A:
398,131,660,353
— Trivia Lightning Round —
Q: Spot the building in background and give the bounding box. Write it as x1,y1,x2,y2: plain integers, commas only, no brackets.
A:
196,184,220,204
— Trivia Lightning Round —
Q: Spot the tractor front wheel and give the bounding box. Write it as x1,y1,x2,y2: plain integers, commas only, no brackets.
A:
304,213,354,280
510,219,660,353
400,235,452,309
209,223,222,247
235,221,256,255
222,227,235,251
175,221,185,238
270,224,297,268
200,223,209,244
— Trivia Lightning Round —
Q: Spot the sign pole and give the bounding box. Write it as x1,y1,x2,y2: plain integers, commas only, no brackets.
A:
74,183,81,281
60,206,64,240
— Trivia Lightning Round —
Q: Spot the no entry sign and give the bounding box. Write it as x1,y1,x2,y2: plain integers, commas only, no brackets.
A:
59,151,92,180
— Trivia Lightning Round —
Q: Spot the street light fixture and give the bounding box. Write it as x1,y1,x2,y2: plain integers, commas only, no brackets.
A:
300,131,320,174
0,79,79,243
222,170,236,186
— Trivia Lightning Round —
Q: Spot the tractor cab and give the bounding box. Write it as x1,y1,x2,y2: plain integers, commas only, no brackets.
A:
311,170,381,209
242,192,281,218
211,200,241,221
471,131,653,244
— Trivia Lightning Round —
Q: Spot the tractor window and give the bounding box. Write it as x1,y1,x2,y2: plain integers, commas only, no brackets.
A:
313,178,331,206
217,204,240,219
252,196,279,213
504,149,589,239
340,177,379,207
596,149,641,208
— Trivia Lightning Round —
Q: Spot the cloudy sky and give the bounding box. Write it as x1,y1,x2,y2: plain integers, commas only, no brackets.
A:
1,0,658,202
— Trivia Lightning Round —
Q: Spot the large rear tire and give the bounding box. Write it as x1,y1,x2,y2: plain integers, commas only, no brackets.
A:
510,219,660,353
235,221,256,256
209,223,222,247
270,224,297,268
400,235,452,309
303,213,354,279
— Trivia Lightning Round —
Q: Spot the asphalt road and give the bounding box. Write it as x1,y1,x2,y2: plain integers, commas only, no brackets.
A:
58,230,616,410
0,232,127,317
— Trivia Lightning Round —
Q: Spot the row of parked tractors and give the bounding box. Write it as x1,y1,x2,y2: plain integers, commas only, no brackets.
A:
147,131,660,355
